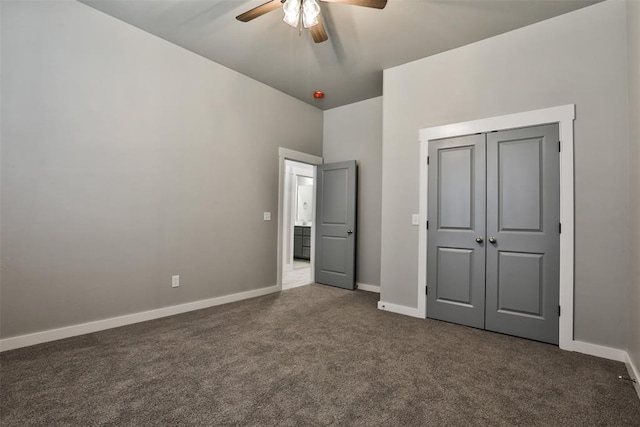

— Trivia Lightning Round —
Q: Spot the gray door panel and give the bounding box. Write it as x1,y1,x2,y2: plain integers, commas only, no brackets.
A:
315,161,357,290
485,124,560,344
427,135,486,329
436,248,474,304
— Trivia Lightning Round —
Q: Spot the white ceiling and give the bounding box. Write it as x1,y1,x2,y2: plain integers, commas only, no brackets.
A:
80,0,599,110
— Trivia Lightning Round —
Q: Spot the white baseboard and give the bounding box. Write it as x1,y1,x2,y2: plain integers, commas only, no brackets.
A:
626,353,640,401
376,304,633,365
569,340,627,362
377,300,423,318
0,285,279,352
356,283,380,293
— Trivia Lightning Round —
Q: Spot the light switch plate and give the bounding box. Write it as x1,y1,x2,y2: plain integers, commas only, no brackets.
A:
411,214,420,226
263,212,271,221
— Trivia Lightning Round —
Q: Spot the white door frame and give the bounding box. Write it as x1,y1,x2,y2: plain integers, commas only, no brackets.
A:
418,105,575,350
277,148,323,290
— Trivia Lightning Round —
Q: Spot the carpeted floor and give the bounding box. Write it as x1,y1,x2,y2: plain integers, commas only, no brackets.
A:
1,284,639,426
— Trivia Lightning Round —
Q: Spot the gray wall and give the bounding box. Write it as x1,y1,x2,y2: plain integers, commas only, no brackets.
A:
627,0,640,371
323,97,382,287
0,1,323,338
380,1,630,349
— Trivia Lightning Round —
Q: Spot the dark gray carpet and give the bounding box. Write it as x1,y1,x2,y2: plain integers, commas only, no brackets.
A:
1,284,639,426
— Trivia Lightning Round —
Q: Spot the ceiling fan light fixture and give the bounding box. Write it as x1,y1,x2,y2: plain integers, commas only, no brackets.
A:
302,0,320,28
283,0,301,28
283,0,320,29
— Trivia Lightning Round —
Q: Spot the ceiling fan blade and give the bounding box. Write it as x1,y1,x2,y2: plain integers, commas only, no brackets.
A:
319,0,386,9
310,21,329,43
236,0,283,22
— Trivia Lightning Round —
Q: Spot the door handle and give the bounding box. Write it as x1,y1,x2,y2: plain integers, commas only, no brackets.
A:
347,230,353,235
488,237,497,244
475,237,483,243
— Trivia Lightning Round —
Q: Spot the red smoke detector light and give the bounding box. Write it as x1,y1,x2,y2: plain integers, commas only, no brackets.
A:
313,91,324,99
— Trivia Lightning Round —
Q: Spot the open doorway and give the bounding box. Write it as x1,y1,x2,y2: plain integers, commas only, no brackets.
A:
282,160,315,289
277,148,323,290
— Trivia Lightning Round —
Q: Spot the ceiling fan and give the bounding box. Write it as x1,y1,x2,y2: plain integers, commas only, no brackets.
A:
236,0,387,43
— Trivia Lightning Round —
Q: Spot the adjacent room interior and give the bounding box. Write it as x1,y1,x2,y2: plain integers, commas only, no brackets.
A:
1,0,639,424
282,159,314,289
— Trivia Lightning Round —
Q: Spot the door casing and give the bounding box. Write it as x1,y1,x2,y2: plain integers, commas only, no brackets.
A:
418,105,575,350
277,148,323,291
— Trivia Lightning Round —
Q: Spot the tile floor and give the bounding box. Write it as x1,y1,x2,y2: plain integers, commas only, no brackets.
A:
282,260,311,289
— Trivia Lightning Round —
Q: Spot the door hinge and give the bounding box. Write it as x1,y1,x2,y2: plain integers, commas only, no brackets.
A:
427,156,430,165
559,141,562,152
558,305,561,317
426,220,429,230
425,286,428,295
559,223,562,234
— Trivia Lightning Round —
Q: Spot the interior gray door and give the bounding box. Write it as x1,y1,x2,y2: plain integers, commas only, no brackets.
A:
427,134,486,328
314,161,357,290
485,124,560,344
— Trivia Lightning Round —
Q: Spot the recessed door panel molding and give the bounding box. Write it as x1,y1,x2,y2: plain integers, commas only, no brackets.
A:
319,236,348,275
436,248,473,306
315,161,357,290
498,137,543,232
321,168,349,225
427,134,486,329
438,146,474,230
497,251,544,318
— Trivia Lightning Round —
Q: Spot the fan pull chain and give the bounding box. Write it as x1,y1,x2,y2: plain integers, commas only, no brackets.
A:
299,0,304,36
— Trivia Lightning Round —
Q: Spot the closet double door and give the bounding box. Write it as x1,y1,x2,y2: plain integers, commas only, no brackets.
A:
426,124,560,345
